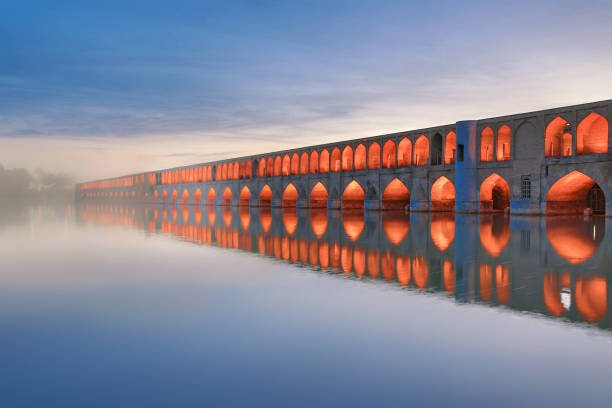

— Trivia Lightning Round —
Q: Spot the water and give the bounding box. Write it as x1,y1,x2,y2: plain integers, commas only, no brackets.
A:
1,202,611,407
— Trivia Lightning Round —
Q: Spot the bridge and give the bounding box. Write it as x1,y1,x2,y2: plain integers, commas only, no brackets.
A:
78,99,612,216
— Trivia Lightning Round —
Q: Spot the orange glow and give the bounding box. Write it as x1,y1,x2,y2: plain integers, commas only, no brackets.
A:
283,183,298,207
342,146,353,171
207,187,217,205
545,216,603,264
319,241,329,270
495,265,510,305
259,184,273,206
259,158,266,177
331,147,341,172
222,208,232,227
233,162,239,179
274,156,282,176
300,152,309,174
342,180,365,209
479,214,509,257
430,213,455,251
382,140,396,168
382,212,409,245
367,250,380,278
309,241,318,266
182,189,190,206
310,182,328,208
368,142,380,169
246,161,252,178
382,178,410,210
414,135,429,166
154,190,159,200
577,112,608,155
480,173,510,211
545,116,572,157
543,271,570,316
240,208,250,231
310,151,319,174
341,245,352,275
291,153,299,175
342,210,364,242
412,256,428,289
546,171,601,214
497,125,511,160
319,149,329,173
182,207,189,223
381,251,394,281
575,276,607,323
260,209,272,233
282,154,290,176
397,256,411,286
354,144,366,170
479,264,493,301
162,190,168,201
194,188,202,205
283,209,298,235
240,186,251,206
222,187,233,205
443,260,455,294
266,157,274,176
171,189,178,203
444,131,456,164
310,209,328,238
480,127,494,162
222,163,228,180
397,137,412,167
330,242,341,270
431,176,455,211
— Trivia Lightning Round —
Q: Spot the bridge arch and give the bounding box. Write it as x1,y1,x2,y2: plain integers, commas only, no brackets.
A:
282,154,291,176
545,171,605,214
194,188,202,206
240,185,251,206
497,125,511,160
577,112,608,155
354,144,366,170
310,182,328,208
246,161,252,178
258,158,266,177
282,183,299,208
382,140,396,168
222,186,233,206
181,189,189,206
545,116,572,157
342,145,353,171
319,149,330,173
300,152,309,174
368,142,381,169
233,162,239,179
480,127,494,162
162,190,168,201
259,184,273,207
382,178,411,210
274,156,282,176
310,150,319,174
575,276,607,323
480,173,510,212
444,131,456,164
398,137,412,167
431,176,455,211
266,157,273,176
171,189,178,204
414,135,429,166
331,147,341,172
342,180,365,209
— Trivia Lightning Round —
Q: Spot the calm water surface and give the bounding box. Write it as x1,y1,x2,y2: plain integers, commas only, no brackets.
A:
1,202,611,407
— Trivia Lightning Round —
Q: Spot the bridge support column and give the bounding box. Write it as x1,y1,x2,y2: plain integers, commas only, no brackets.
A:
455,120,479,213
296,198,309,208
271,199,282,208
410,200,429,212
249,198,260,207
328,198,341,209
365,199,381,211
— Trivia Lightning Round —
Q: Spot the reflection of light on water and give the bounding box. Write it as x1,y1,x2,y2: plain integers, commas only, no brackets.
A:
561,289,571,311
593,225,596,240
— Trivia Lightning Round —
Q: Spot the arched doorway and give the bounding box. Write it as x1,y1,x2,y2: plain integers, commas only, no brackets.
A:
282,183,298,208
414,135,429,166
546,171,605,214
240,186,251,207
342,180,365,209
382,178,410,210
259,184,273,207
431,177,455,211
310,182,328,208
222,187,233,206
480,173,510,212
545,116,572,157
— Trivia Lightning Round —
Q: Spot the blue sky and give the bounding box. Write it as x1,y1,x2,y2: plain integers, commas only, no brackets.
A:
1,0,611,180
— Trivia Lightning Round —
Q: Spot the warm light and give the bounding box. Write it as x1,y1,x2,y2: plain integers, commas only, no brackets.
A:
398,137,412,167
443,259,455,294
496,125,511,161
310,209,328,238
412,256,428,289
546,171,601,214
259,184,273,205
479,214,509,257
414,135,429,166
575,276,607,323
546,216,603,264
444,131,456,164
382,178,410,210
480,127,494,162
240,185,251,206
282,183,299,207
342,210,364,242
310,182,328,208
382,140,396,168
480,173,510,211
479,264,493,301
545,116,572,157
342,180,365,209
431,176,455,211
354,144,367,170
430,213,455,251
368,142,380,169
397,256,411,286
382,212,409,245
282,209,298,235
342,145,353,171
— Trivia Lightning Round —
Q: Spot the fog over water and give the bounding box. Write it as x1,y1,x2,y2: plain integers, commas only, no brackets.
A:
0,201,610,407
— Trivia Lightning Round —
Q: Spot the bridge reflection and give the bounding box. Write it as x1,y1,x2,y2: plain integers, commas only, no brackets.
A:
78,202,611,330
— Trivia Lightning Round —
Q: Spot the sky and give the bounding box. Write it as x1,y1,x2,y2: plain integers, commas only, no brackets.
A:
1,0,611,182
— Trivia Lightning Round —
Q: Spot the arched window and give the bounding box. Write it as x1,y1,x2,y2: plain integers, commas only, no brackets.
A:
331,147,341,172
310,182,328,208
368,142,380,169
444,131,456,164
480,173,510,212
497,125,511,161
382,178,410,210
246,161,252,178
274,156,282,176
282,154,291,176
414,135,429,166
239,186,251,206
354,144,366,170
545,117,572,157
342,146,353,171
431,176,455,211
319,149,329,173
342,180,365,209
382,140,396,168
397,137,412,167
222,186,233,206
282,183,298,207
221,163,228,180
310,151,319,174
258,159,266,177
290,153,299,175
431,133,442,165
480,127,494,161
233,162,240,179
300,152,309,174
239,162,245,179
577,113,608,155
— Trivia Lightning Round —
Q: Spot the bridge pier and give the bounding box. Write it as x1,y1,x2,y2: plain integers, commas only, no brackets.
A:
410,200,429,212
364,199,381,211
455,120,480,213
328,198,341,209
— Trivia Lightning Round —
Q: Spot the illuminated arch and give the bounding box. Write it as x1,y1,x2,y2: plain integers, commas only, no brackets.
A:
290,153,299,175
240,185,251,206
310,150,319,174
545,116,572,157
444,131,456,164
259,184,273,207
310,182,328,208
545,216,604,264
206,166,212,181
497,125,511,160
246,161,252,178
382,140,396,168
382,178,410,210
342,146,353,171
207,187,216,205
267,157,274,176
330,147,341,172
222,186,233,206
300,152,309,174
171,189,178,204
221,163,228,180
414,135,429,166
319,149,329,173
342,180,365,209
577,113,608,155
431,176,455,211
233,162,240,179
480,127,494,162
479,214,510,257
397,137,412,167
368,142,380,169
282,183,299,207
259,158,266,177
181,189,190,206
479,173,510,211
194,189,202,205
575,276,607,323
274,156,282,176
430,213,455,251
354,144,366,170
546,171,605,214
162,190,168,201
282,154,291,176
342,211,364,242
